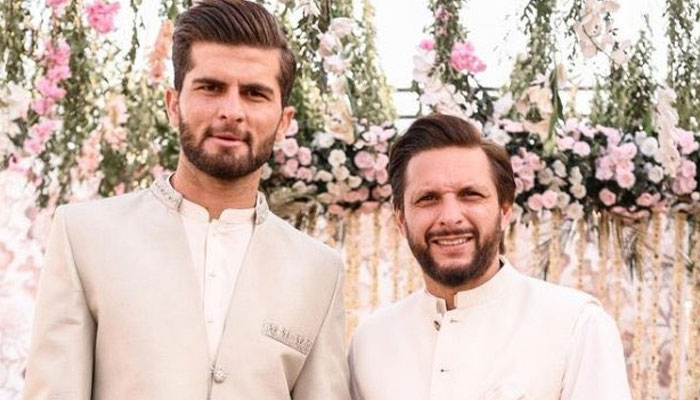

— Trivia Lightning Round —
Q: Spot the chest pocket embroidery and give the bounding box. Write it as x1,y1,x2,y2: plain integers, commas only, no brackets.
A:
262,320,313,355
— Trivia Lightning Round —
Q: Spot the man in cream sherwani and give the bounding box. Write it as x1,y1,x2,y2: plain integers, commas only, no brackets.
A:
23,1,350,399
348,114,631,400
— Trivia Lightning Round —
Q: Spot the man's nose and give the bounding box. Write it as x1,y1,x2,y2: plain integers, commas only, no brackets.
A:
437,196,463,227
218,90,245,122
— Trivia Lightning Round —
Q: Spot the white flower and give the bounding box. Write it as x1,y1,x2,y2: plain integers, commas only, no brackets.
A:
640,137,659,157
492,93,513,118
261,163,272,180
412,51,435,83
486,127,511,146
297,0,320,16
565,202,584,220
315,132,335,148
552,160,567,178
292,181,308,193
647,165,664,184
348,175,362,188
571,184,587,199
318,32,340,57
328,149,347,167
538,168,554,185
557,191,571,209
314,170,333,182
329,18,354,39
2,82,32,120
570,166,583,184
332,165,350,181
634,131,648,146
324,55,349,75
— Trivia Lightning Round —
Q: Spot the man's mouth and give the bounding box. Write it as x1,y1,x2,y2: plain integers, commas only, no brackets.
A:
431,234,474,247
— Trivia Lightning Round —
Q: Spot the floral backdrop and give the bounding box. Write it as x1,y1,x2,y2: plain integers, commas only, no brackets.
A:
1,0,700,399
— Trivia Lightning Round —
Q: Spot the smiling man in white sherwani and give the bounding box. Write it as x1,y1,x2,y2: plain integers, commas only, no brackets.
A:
348,114,631,400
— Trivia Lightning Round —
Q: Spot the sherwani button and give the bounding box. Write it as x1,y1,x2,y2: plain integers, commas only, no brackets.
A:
212,366,227,383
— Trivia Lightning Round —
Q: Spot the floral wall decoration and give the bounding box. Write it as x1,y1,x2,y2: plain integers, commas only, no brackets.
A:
1,0,700,398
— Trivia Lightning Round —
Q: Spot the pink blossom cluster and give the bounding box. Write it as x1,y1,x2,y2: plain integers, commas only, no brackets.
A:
672,158,697,195
677,129,700,156
511,148,545,195
47,0,69,16
148,20,174,82
450,41,486,74
525,189,559,212
595,141,637,189
76,130,102,177
557,135,591,157
31,39,71,117
353,151,389,184
275,136,314,182
86,1,120,34
23,118,60,154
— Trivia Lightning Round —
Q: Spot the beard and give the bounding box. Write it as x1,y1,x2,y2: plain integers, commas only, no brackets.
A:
178,117,277,181
406,214,503,288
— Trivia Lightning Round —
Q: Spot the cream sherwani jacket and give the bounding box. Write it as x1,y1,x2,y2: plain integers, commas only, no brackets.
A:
349,260,631,400
23,176,350,400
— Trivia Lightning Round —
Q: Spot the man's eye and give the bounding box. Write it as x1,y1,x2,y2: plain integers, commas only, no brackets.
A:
200,84,219,92
418,194,436,203
245,89,266,98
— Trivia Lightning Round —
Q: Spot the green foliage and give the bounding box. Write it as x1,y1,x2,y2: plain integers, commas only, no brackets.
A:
590,28,657,133
666,0,700,130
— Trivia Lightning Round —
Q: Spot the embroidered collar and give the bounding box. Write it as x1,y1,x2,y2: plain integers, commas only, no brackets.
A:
149,173,269,225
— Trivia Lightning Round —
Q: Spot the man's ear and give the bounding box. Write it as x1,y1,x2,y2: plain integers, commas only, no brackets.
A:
275,106,295,142
500,202,513,231
395,208,407,237
165,88,180,128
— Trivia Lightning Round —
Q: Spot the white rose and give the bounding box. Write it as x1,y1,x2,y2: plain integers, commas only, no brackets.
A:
634,131,647,147
640,137,659,157
314,170,333,182
260,163,272,180
571,184,587,199
486,127,511,146
570,166,583,184
324,55,349,75
292,181,308,193
316,132,335,148
537,168,554,185
328,149,347,167
647,165,664,183
332,166,350,181
566,202,584,220
552,160,567,178
329,17,354,38
557,191,571,209
348,175,362,188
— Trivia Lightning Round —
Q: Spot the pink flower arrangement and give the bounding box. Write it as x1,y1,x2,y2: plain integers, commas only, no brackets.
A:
419,39,436,51
599,188,617,206
31,39,71,117
672,158,697,195
449,41,486,74
85,1,120,34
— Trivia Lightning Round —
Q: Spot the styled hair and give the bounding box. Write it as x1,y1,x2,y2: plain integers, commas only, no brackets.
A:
172,0,296,105
388,113,515,211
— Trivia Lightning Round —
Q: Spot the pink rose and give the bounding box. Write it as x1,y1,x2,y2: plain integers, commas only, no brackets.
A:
359,201,379,213
595,157,614,180
619,142,637,159
672,177,697,195
37,78,66,101
342,191,361,203
354,151,374,169
280,138,299,157
297,147,312,166
328,204,346,216
296,167,313,182
450,41,486,74
47,64,71,82
372,184,392,199
361,168,375,181
86,1,120,34
678,159,696,178
357,187,370,201
677,129,699,155
419,39,435,51
527,194,543,212
281,159,299,177
375,168,389,184
616,171,635,189
599,126,621,145
557,136,575,151
374,153,389,170
541,190,558,209
599,188,617,206
635,192,655,207
572,141,591,157
44,39,71,67
31,98,56,116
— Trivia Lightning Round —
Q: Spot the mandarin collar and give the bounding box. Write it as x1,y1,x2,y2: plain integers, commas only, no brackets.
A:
420,257,517,316
149,172,269,225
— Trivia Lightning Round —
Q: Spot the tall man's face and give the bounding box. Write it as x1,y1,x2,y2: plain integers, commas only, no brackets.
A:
166,42,294,180
396,146,512,288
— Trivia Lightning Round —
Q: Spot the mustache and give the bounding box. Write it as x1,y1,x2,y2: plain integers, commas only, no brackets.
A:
425,228,477,241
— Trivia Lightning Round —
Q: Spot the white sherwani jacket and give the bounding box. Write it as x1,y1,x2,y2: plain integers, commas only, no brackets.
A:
349,260,631,400
23,176,350,400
